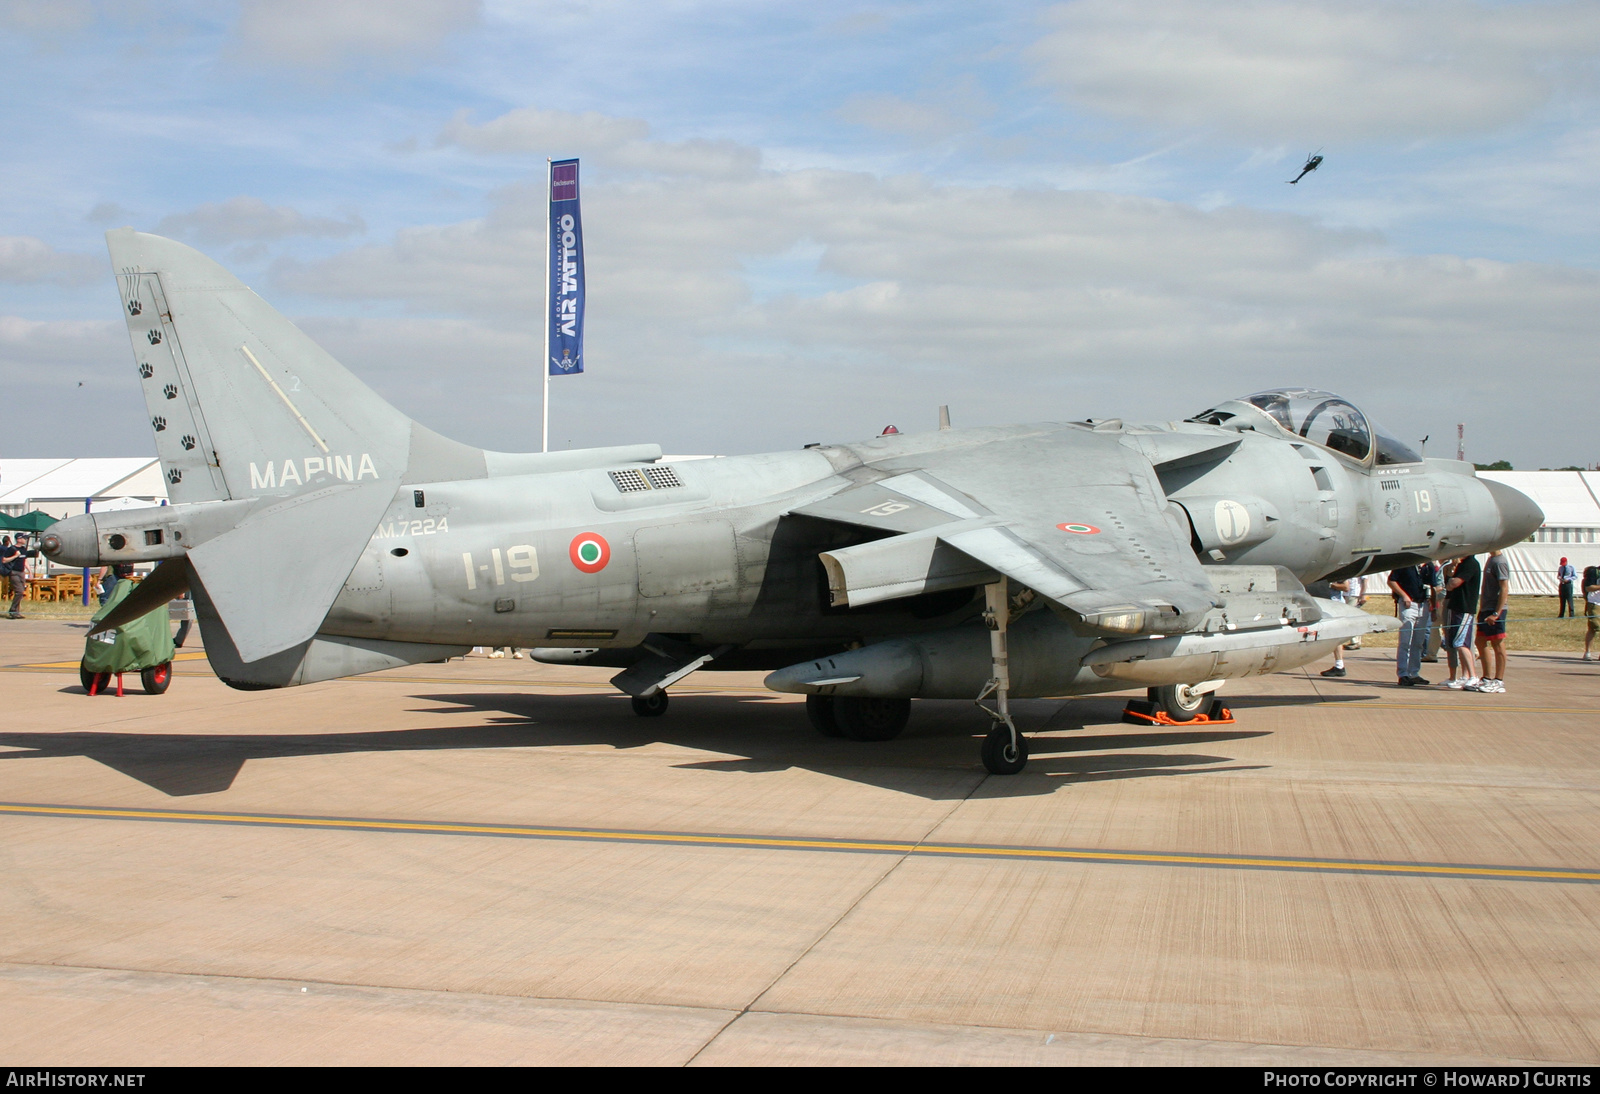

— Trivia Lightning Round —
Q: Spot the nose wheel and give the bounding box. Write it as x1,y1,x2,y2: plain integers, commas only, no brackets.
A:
1148,684,1212,722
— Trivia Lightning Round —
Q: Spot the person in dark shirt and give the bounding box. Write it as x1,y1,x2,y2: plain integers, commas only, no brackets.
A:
1,536,25,619
1557,557,1577,618
1389,564,1432,685
1443,555,1482,689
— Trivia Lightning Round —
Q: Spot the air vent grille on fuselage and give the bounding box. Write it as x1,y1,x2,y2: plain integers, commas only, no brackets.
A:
610,465,683,493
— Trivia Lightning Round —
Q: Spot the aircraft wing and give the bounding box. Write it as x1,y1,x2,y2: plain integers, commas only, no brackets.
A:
791,428,1218,634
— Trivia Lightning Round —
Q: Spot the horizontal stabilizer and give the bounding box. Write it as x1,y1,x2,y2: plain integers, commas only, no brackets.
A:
187,479,397,663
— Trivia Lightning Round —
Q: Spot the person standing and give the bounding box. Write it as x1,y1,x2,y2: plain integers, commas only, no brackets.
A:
1422,560,1446,663
1389,563,1431,686
94,564,118,606
1319,578,1352,677
1443,555,1482,690
1583,564,1600,662
1,536,25,620
1474,549,1511,693
1557,557,1577,618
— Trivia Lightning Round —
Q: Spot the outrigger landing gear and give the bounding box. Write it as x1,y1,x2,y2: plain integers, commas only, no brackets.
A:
976,578,1028,775
631,691,669,717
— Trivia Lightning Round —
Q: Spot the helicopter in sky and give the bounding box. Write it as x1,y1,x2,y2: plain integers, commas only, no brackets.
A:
1287,150,1323,185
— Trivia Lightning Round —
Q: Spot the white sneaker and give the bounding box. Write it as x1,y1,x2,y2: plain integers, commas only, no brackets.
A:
1483,679,1504,693
513,651,524,659
1446,678,1466,689
489,650,505,658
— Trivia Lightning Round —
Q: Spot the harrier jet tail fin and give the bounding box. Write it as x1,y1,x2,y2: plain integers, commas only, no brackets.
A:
107,228,487,507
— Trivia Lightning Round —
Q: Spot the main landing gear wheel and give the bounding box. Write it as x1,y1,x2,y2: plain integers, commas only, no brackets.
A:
834,697,911,742
140,662,172,695
806,695,844,737
1149,684,1210,722
981,726,1029,775
631,692,669,717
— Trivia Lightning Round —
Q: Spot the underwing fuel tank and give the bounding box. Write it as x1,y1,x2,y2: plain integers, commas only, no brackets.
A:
765,598,1396,699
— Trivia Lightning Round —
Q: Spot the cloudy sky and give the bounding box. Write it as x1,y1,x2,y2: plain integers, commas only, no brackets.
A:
3,0,1598,467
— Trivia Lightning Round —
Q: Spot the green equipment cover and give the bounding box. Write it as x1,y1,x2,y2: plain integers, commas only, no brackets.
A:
83,580,175,674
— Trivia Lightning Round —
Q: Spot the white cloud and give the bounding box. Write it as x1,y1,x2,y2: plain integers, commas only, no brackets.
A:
0,236,103,285
0,0,92,35
837,94,970,140
835,77,996,142
270,131,1600,467
1029,0,1600,142
438,106,648,156
437,107,762,178
156,197,365,246
0,317,150,456
233,0,482,70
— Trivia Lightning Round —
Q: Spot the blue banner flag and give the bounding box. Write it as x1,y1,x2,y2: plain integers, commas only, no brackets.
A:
547,158,585,375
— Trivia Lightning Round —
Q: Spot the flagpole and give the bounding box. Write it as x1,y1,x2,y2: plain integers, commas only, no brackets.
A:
542,158,551,454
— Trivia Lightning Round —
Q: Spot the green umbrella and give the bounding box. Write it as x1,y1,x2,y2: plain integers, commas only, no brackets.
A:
0,511,58,533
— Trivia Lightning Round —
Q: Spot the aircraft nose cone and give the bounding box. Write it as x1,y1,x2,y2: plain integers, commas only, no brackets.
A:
1482,477,1544,546
38,513,99,567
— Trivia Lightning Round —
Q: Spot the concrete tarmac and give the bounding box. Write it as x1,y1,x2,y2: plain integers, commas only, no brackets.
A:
1,619,1597,1065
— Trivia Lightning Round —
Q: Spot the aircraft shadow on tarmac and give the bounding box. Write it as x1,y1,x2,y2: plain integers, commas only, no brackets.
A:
1,691,1271,799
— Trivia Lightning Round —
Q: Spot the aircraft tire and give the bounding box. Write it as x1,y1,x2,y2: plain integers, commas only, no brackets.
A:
140,662,172,695
806,695,844,737
1149,684,1210,722
631,692,669,717
981,726,1028,775
835,697,910,741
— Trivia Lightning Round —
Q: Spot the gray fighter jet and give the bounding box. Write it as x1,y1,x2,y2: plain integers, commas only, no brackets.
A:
43,231,1542,773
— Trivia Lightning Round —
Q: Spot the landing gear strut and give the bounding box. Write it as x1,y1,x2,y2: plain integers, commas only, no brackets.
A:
977,578,1028,775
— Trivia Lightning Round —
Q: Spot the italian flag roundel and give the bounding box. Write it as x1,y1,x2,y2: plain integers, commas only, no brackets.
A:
569,532,610,573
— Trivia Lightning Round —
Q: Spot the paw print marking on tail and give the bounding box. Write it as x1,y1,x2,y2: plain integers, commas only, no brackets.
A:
163,383,178,400
127,300,142,316
146,330,162,345
138,363,153,378
166,469,182,485
151,416,166,432
180,435,196,450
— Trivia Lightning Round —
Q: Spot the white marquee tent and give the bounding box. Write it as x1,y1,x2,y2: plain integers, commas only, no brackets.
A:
0,458,167,520
1478,471,1600,595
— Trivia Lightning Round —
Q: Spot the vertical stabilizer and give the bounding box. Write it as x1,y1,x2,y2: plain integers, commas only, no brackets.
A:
109,228,420,503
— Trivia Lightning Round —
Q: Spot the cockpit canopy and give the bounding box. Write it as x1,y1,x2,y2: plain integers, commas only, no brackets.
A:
1190,388,1422,466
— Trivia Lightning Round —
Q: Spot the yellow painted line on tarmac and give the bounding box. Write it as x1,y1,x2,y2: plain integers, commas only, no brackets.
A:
1324,702,1599,715
1,802,1595,884
14,651,210,670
